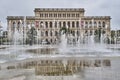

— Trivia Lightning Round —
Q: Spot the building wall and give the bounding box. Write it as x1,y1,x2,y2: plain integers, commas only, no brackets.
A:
7,8,111,44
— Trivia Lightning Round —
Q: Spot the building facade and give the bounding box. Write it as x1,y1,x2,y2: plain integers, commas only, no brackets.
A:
7,8,111,44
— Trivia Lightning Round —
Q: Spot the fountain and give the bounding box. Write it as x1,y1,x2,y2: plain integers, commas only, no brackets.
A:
13,26,23,45
0,22,120,80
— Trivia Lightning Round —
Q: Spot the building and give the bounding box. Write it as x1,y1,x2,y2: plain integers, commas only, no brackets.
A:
7,8,111,44
111,30,120,44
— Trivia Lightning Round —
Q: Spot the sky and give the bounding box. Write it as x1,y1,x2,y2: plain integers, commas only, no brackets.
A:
0,0,120,30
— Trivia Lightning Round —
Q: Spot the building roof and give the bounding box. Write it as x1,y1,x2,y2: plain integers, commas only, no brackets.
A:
7,16,35,20
83,16,111,20
7,16,24,20
34,8,85,12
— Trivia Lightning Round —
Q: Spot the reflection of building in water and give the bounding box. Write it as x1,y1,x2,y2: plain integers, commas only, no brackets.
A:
7,8,111,44
5,59,111,76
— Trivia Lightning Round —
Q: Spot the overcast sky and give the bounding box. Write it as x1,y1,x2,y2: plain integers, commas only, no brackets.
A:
0,0,120,30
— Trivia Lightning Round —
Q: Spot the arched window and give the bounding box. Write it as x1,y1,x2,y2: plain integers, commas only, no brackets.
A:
17,22,20,31
89,21,92,27
46,39,48,43
40,21,43,28
45,31,48,36
31,22,35,27
76,21,79,28
41,31,44,36
85,30,88,35
55,31,58,36
102,21,105,28
63,22,66,27
50,22,52,28
27,22,31,29
55,21,57,28
13,22,16,28
50,39,52,43
102,30,106,34
50,31,52,36
72,22,75,28
72,31,75,36
85,21,88,28
94,21,97,26
13,22,16,31
45,22,48,28
98,21,101,27
59,22,61,28
90,30,93,35
67,22,70,28
77,30,80,36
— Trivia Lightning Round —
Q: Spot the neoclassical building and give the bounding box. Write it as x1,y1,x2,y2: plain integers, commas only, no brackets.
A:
7,8,111,44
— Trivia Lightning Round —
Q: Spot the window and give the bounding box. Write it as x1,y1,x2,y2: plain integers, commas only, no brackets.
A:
76,21,79,28
40,14,43,17
90,30,93,35
72,31,75,36
45,22,48,28
54,14,57,17
85,21,88,28
50,22,52,28
63,14,66,17
67,14,69,17
58,14,61,17
102,21,105,28
76,14,80,17
98,21,101,27
94,21,97,26
50,31,52,36
49,14,52,17
55,31,58,36
13,22,16,31
59,22,61,28
89,21,92,27
55,21,57,28
85,30,88,35
72,14,75,17
17,22,20,31
45,31,48,36
67,14,70,17
63,22,66,27
77,30,80,36
50,39,52,43
40,22,43,28
67,21,70,28
72,22,75,28
41,31,44,36
45,14,47,17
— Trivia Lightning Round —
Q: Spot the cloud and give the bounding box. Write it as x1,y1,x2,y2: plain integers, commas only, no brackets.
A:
0,0,120,30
